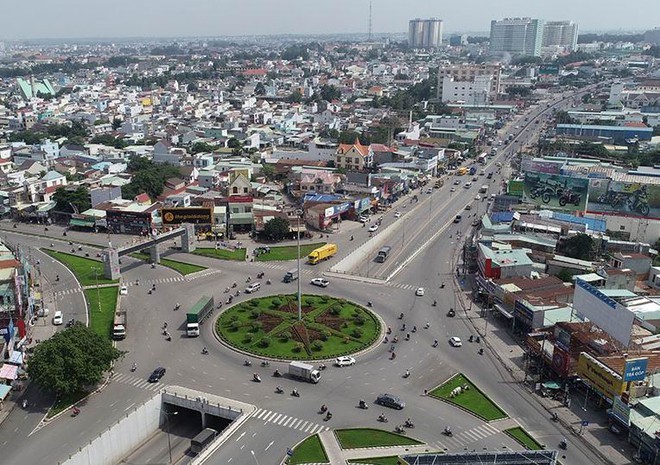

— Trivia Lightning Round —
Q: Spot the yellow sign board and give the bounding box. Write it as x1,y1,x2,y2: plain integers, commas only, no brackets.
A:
576,353,625,401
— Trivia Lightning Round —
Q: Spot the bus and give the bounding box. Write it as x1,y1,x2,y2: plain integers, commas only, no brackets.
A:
477,153,487,164
457,167,468,176
376,246,392,263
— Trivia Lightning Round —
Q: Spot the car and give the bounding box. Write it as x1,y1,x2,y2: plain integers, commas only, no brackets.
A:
453,180,461,185
475,194,482,201
465,204,472,211
52,310,63,326
120,286,128,295
359,216,369,223
335,356,356,367
245,282,262,293
472,176,478,182
450,187,456,192
415,287,425,296
453,214,462,223
394,211,401,218
368,224,379,232
148,367,166,383
426,188,433,194
449,337,462,347
376,393,405,409
311,278,329,288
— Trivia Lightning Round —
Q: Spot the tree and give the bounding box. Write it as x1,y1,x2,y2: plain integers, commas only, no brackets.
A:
507,85,532,97
121,157,181,200
319,84,341,102
254,82,266,95
190,142,215,154
339,131,370,146
263,217,291,241
27,324,123,396
287,90,303,103
560,234,595,260
111,118,123,130
53,186,91,214
260,163,276,181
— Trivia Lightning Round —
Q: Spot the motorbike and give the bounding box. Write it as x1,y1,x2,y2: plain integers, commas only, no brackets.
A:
440,282,445,288
469,335,474,343
56,275,60,282
424,322,430,329
235,290,240,296
432,300,437,307
551,412,559,422
325,412,332,421
275,386,283,394
201,347,208,355
395,425,405,434
151,263,156,269
398,312,404,320
320,405,328,413
227,296,233,304
225,287,230,293
266,279,271,285
274,369,282,377
386,327,392,335
72,407,81,417
261,360,270,367
378,415,388,423
253,374,261,383
131,363,137,372
559,439,567,450
476,336,480,343
244,360,252,367
174,303,180,311
412,326,416,333
404,420,415,429
291,389,300,397
257,272,264,279
232,282,237,288
404,333,410,341
479,348,484,355
22,399,28,409
403,370,410,378
447,309,455,317
432,340,438,348
443,427,452,437
358,400,368,409
367,301,372,307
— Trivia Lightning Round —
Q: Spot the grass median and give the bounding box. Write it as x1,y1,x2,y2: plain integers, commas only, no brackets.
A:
335,428,422,449
130,252,206,276
429,373,507,421
348,457,402,465
288,434,328,464
43,249,117,286
255,242,326,262
191,247,246,261
85,286,119,339
504,427,544,450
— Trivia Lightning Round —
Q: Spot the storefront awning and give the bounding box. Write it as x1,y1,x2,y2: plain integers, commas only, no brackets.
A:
494,303,514,319
0,364,18,380
7,351,23,365
0,384,10,401
69,218,95,227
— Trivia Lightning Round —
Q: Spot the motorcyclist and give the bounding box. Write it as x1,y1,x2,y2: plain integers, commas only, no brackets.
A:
444,426,452,435
367,301,372,307
274,369,281,377
404,369,410,378
131,362,137,371
433,339,438,347
292,388,299,396
432,300,437,306
276,385,283,393
202,347,208,354
321,404,327,412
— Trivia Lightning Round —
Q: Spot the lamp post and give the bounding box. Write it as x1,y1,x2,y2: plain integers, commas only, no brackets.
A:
164,410,178,464
295,209,303,321
91,267,100,313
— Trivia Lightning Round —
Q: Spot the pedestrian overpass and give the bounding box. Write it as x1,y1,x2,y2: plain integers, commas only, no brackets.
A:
103,223,196,279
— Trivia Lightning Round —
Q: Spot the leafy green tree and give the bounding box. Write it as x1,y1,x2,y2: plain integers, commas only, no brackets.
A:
560,234,595,260
190,142,215,154
287,90,303,103
260,164,276,181
554,111,576,125
90,134,127,149
7,130,45,145
507,85,532,97
121,157,181,200
556,268,574,282
339,131,370,145
53,186,91,214
111,118,123,130
319,84,341,102
263,217,291,241
254,82,266,95
27,324,123,396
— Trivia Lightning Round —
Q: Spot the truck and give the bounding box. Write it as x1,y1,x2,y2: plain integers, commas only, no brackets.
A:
288,361,321,383
190,428,218,455
112,310,127,340
456,167,468,176
186,295,215,337
307,243,337,265
283,268,299,283
479,185,489,194
375,246,391,263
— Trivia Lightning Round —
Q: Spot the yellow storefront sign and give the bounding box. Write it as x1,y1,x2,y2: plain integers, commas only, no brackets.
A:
577,353,625,401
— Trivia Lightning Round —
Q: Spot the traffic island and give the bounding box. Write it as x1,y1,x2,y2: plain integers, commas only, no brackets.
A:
348,456,401,465
216,294,381,360
43,249,118,285
288,434,329,464
130,251,206,275
335,428,423,449
190,247,246,261
254,242,326,262
428,373,508,421
504,426,544,450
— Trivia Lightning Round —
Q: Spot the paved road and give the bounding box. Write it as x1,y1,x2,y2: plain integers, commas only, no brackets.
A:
0,87,612,465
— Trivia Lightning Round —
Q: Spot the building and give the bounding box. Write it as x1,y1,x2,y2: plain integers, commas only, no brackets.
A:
16,77,55,100
490,18,544,57
441,74,493,105
335,139,373,172
408,18,443,48
644,28,660,44
436,64,501,101
542,20,579,51
555,123,653,144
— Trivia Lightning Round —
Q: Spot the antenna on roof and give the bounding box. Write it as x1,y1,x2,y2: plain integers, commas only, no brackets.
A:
368,0,373,42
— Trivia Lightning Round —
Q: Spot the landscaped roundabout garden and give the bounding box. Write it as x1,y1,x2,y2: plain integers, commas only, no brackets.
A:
216,294,381,360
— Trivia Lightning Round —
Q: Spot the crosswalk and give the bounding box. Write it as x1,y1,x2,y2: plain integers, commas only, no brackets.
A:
111,372,163,392
258,262,317,276
53,288,83,297
253,408,330,434
387,282,418,291
185,268,222,281
433,423,501,450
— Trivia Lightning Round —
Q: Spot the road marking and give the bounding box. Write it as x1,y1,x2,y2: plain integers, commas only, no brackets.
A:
124,403,135,412
299,420,309,431
256,409,267,419
272,413,282,423
281,416,293,426
235,431,246,442
291,419,303,429
265,441,274,451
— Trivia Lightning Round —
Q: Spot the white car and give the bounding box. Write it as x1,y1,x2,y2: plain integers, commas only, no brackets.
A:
415,287,425,296
368,224,379,232
450,187,456,192
311,278,329,288
449,337,462,347
245,282,261,293
120,286,128,295
52,310,63,326
475,194,482,201
394,211,401,218
426,188,433,194
359,216,369,223
335,356,356,367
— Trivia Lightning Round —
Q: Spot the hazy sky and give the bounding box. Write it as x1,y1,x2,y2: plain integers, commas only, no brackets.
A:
2,0,658,40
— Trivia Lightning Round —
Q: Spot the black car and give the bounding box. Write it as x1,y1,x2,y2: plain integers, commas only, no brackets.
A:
376,393,405,409
148,367,166,383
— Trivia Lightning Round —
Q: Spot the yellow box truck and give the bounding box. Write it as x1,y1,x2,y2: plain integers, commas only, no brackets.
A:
307,243,337,264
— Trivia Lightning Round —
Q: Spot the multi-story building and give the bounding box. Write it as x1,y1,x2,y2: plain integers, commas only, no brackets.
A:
490,17,544,57
408,18,443,48
440,75,493,105
542,20,579,51
335,139,373,172
436,64,501,101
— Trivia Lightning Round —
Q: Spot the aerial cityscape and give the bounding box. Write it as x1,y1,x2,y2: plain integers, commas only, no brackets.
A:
1,2,660,465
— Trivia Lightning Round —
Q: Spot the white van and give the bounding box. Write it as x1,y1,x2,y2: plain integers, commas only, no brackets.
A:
245,282,261,293
53,310,63,325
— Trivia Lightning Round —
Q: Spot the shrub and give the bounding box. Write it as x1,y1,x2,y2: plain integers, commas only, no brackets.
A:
341,322,349,328
320,330,330,341
230,320,241,331
279,331,292,342
259,337,271,348
229,314,239,321
352,327,363,338
250,309,262,319
311,340,323,351
243,334,253,343
271,298,282,308
250,321,262,332
354,314,366,325
330,305,341,316
292,342,304,353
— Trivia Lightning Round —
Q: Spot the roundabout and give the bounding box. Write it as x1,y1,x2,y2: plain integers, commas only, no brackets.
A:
216,293,381,360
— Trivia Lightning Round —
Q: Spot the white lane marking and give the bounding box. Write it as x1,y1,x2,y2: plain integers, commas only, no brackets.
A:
265,441,274,451
235,431,246,442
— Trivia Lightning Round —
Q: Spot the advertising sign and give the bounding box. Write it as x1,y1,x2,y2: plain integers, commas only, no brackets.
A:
623,358,648,382
507,180,524,197
161,207,213,225
522,172,589,212
577,352,625,401
539,64,560,75
587,179,660,219
521,158,561,175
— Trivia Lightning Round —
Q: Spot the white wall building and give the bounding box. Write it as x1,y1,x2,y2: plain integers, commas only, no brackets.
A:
542,21,579,51
490,17,544,57
408,18,443,48
441,74,493,105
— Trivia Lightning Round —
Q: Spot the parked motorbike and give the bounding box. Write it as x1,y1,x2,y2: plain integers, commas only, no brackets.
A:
244,359,252,367
274,369,282,377
261,360,270,367
275,386,283,394
291,389,300,397
253,373,261,383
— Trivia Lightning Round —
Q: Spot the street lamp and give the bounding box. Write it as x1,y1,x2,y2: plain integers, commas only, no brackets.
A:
91,267,100,313
295,209,303,321
164,410,179,464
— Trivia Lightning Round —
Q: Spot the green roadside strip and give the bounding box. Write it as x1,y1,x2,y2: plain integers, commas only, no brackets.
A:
43,249,117,286
130,252,206,276
190,247,247,261
348,457,402,465
288,434,328,464
334,428,423,449
84,286,119,339
429,373,508,421
504,426,544,450
47,390,87,418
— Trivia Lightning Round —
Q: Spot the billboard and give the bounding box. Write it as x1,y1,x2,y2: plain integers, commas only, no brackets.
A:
539,64,560,75
521,159,561,175
161,207,213,225
587,179,660,219
507,180,524,197
522,172,589,212
577,352,625,401
623,358,648,382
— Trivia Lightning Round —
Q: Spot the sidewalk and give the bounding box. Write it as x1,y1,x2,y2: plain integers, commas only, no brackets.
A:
454,282,635,465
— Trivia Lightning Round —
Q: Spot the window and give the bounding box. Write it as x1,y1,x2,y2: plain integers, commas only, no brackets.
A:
243,187,249,194
619,225,626,230
354,158,360,164
232,186,238,194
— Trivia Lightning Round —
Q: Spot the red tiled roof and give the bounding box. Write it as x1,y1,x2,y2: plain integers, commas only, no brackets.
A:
337,138,370,157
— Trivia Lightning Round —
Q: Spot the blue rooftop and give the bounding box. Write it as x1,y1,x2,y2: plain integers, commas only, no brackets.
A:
302,194,342,203
490,212,515,223
557,123,653,133
551,212,606,232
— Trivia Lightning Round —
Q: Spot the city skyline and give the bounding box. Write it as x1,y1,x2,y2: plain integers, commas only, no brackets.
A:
1,0,658,40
